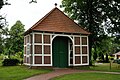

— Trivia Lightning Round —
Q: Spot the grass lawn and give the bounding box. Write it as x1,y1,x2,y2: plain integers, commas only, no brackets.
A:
77,63,120,72
90,63,120,72
0,60,52,80
0,59,120,80
51,63,120,80
51,72,120,80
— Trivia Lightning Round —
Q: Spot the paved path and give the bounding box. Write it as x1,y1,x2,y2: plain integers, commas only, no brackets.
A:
25,68,120,80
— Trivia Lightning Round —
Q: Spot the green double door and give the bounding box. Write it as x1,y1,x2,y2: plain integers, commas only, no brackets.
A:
53,37,68,68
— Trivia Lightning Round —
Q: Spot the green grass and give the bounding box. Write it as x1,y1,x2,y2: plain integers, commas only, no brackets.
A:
0,57,52,80
0,60,52,80
51,72,120,80
0,58,120,80
90,63,120,72
76,63,120,72
52,63,120,80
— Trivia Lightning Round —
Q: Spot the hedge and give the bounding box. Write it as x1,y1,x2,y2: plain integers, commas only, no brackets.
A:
2,59,20,66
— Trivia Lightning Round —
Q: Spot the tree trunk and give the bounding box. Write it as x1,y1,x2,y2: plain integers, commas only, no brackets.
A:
106,53,109,63
89,35,93,65
8,49,11,59
87,0,93,66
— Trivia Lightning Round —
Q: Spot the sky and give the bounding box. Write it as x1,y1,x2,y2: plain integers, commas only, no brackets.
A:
0,0,62,30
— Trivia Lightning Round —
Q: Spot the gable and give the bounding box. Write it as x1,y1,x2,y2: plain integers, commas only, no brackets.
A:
25,7,90,35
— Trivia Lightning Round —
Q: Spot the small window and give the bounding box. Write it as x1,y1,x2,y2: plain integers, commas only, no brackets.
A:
82,56,87,63
82,37,87,45
26,44,30,55
24,47,26,54
75,46,81,54
35,56,42,64
24,37,26,45
74,37,80,45
82,46,87,54
44,35,50,44
27,36,29,43
34,34,42,43
75,56,81,64
35,45,42,54
44,45,50,54
44,56,51,64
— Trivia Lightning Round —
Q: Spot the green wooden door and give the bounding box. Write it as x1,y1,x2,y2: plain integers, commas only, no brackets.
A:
53,37,68,68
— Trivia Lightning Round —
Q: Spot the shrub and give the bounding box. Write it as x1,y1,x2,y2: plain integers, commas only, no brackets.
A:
11,52,23,65
2,59,20,66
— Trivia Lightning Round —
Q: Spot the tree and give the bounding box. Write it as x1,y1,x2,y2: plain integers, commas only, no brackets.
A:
0,0,36,29
102,0,120,35
0,0,10,29
61,0,120,65
0,27,9,55
0,33,3,54
0,0,4,29
95,35,120,62
1,21,25,58
0,0,34,55
61,0,103,65
114,34,120,52
0,0,9,54
0,0,4,9
8,20,25,57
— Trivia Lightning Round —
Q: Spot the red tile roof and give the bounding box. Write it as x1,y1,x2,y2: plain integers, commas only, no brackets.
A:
25,7,90,35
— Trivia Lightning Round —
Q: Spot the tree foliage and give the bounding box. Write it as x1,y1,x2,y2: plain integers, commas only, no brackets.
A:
0,0,4,29
102,0,120,34
1,20,25,59
61,0,120,64
0,0,4,9
0,27,9,55
9,20,25,55
0,0,34,58
61,0,120,35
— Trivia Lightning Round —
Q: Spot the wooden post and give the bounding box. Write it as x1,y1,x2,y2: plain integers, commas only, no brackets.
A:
110,60,111,70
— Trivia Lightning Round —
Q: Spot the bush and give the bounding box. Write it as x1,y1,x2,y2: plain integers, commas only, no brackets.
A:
2,59,20,66
11,52,23,65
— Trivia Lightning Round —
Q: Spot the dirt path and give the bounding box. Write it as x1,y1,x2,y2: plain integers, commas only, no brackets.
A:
25,68,120,80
